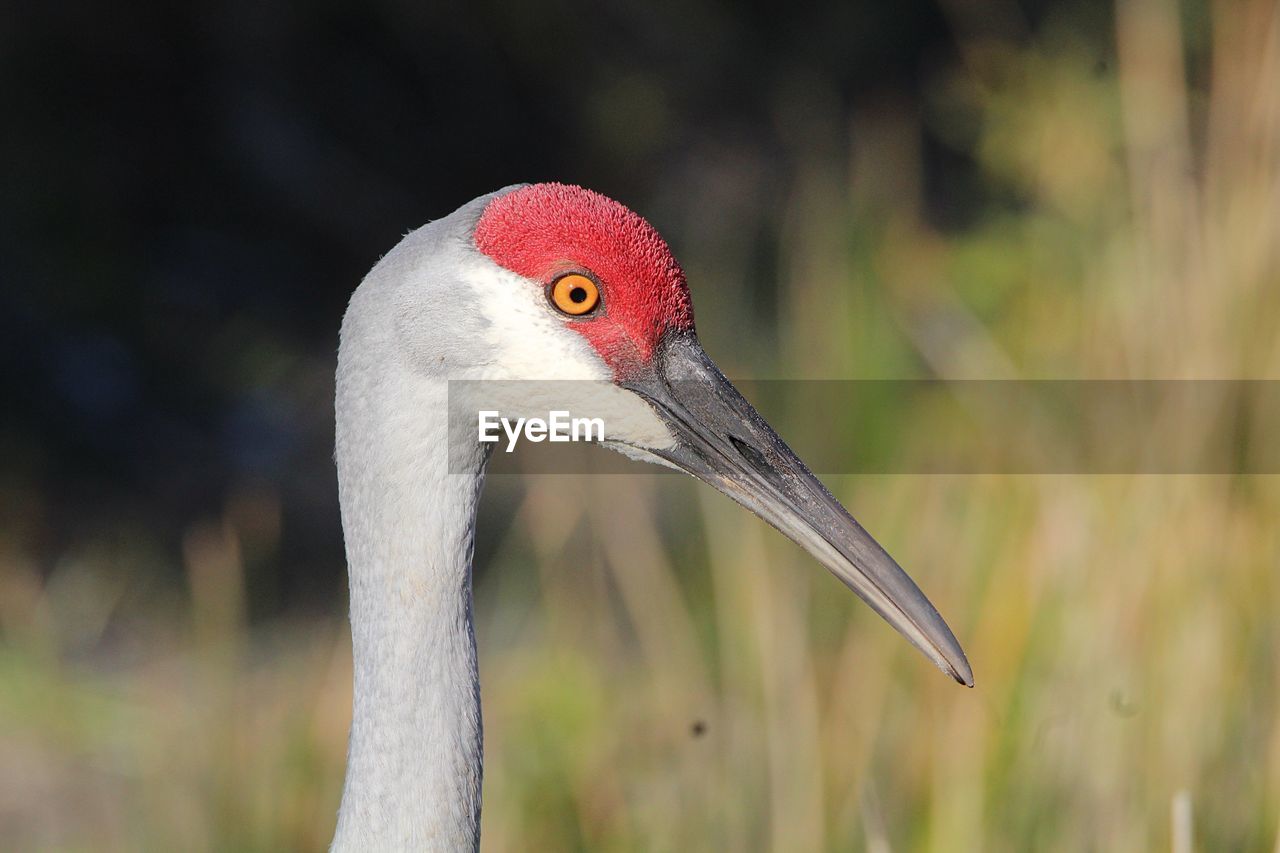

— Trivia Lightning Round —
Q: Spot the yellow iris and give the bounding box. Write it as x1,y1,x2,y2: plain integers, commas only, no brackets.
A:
550,273,600,316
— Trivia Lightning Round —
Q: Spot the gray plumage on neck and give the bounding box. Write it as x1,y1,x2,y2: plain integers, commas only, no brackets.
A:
332,194,503,851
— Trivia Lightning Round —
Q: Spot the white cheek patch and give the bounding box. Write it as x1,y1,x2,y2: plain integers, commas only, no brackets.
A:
455,256,678,452
460,257,607,382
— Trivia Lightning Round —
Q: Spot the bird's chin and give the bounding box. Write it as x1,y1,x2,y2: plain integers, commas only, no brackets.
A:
599,439,684,471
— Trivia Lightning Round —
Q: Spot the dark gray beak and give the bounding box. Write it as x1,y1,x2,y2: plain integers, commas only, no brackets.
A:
620,333,973,686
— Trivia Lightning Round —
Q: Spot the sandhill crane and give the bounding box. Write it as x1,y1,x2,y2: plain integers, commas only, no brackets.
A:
332,183,972,850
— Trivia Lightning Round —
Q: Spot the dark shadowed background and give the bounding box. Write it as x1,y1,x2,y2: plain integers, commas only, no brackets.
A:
3,0,1045,603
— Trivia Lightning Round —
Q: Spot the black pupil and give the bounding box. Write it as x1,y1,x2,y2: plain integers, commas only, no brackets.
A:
569,287,588,304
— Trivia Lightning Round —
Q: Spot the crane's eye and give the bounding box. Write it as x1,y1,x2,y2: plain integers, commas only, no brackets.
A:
549,273,600,316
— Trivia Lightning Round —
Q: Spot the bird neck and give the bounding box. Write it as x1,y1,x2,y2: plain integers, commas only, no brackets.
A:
332,366,488,852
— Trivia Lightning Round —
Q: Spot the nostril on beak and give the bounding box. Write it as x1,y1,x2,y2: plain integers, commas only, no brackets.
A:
727,434,758,462
728,434,786,491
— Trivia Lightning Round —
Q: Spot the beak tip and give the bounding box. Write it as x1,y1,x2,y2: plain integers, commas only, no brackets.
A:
946,657,975,688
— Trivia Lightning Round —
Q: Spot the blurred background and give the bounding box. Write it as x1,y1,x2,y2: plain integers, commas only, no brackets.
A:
3,0,1279,849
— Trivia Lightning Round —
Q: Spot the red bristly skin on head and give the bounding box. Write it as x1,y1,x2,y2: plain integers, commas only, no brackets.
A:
473,183,695,377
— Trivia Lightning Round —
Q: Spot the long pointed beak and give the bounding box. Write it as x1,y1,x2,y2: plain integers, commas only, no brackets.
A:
620,333,973,686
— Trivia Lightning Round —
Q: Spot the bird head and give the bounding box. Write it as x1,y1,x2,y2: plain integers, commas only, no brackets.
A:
431,182,970,685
